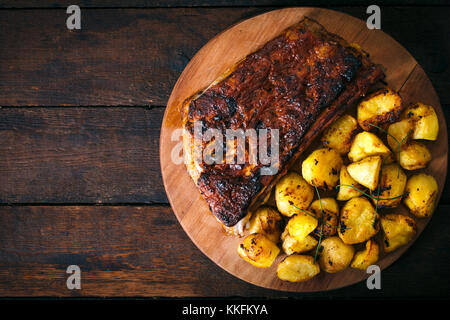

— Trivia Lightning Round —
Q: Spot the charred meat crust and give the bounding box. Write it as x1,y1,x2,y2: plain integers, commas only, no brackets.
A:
182,17,385,227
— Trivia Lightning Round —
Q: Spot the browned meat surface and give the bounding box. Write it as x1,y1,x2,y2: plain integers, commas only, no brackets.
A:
182,18,385,227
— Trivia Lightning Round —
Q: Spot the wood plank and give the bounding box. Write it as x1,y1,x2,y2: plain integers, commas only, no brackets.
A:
0,107,167,204
0,7,449,106
0,204,448,297
0,8,268,106
1,1,448,8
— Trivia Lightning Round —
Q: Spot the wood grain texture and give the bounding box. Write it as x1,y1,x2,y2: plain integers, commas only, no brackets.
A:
0,107,166,204
161,7,447,292
0,5,448,297
0,7,449,106
0,204,449,297
1,1,448,8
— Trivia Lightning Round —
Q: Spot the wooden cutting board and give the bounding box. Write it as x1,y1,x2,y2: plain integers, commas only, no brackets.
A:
160,7,448,292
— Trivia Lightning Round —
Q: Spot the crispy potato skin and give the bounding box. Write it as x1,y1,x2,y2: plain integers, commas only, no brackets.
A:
401,102,439,140
321,115,359,154
348,131,391,163
357,87,403,131
318,236,355,273
286,213,318,241
337,165,364,201
275,171,314,217
381,214,417,253
277,255,320,282
404,174,438,218
372,164,407,209
309,198,339,237
339,197,380,244
302,148,343,190
248,206,283,243
347,155,382,190
237,233,280,268
399,141,431,170
351,239,380,270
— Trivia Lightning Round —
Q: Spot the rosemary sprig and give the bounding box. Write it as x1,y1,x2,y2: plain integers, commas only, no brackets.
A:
367,122,411,177
312,183,324,264
335,184,407,201
290,204,338,229
288,184,335,263
368,122,399,144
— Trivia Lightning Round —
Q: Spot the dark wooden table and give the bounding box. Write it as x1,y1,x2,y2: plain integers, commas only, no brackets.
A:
0,1,449,298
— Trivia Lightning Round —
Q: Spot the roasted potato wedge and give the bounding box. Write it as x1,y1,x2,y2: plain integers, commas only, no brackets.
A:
248,206,283,243
318,236,355,273
348,131,391,163
381,214,417,253
309,197,339,237
286,213,318,241
347,155,382,190
321,114,359,154
275,171,314,217
339,197,380,244
387,119,414,150
399,141,431,170
281,232,318,255
404,173,438,218
277,255,320,282
371,163,407,209
357,88,403,131
301,148,343,190
237,233,280,268
337,165,365,201
350,239,380,270
401,102,439,141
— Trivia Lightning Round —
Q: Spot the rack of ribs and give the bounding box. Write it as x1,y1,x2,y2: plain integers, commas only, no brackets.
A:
181,17,385,234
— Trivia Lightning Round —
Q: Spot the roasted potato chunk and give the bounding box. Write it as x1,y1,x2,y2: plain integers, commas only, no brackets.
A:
337,165,364,201
277,255,320,282
387,119,414,150
347,155,382,190
382,150,396,165
371,163,407,209
399,141,431,170
321,115,359,154
248,206,283,243
281,232,318,255
381,214,417,253
237,233,280,268
401,102,439,141
286,213,318,241
339,197,380,244
350,239,380,270
404,173,438,218
348,131,391,163
275,171,314,217
309,198,339,237
357,88,403,131
318,236,355,273
301,148,343,190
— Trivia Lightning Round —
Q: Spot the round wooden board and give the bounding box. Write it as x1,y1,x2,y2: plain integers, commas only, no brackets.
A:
160,7,448,292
